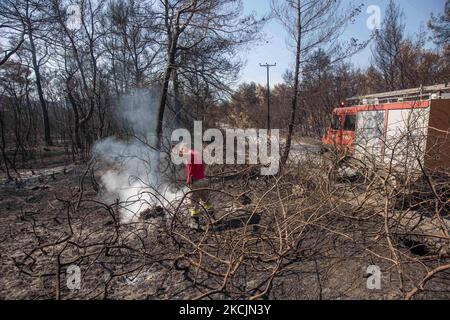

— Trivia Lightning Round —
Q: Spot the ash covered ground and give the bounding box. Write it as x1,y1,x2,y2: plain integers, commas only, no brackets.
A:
0,148,449,300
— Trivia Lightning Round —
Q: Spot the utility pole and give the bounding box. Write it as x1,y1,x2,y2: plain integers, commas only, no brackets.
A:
259,63,276,130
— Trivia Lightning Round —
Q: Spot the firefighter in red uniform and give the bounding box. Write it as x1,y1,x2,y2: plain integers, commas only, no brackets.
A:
178,145,214,230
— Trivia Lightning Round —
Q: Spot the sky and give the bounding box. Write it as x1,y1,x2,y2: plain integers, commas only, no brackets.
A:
239,0,446,86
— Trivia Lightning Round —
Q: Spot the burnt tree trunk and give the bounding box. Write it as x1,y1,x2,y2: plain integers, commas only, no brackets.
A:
27,20,53,146
0,111,12,180
282,0,301,166
66,87,82,150
156,34,178,150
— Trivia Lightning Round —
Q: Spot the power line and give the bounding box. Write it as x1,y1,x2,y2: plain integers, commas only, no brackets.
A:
259,63,276,130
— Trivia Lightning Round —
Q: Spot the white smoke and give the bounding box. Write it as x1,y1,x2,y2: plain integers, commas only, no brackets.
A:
93,89,185,223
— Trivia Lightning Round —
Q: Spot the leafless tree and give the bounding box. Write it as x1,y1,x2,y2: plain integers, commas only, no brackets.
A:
271,0,364,165
0,0,54,146
428,0,450,49
372,0,405,91
155,0,264,149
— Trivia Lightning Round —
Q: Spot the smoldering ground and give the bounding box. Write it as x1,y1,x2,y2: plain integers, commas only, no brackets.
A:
92,89,185,223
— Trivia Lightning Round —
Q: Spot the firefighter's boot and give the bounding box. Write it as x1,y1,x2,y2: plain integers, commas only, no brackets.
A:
188,209,201,230
200,200,215,218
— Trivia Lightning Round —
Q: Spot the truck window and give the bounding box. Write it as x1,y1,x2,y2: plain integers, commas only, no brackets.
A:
343,115,356,131
331,115,340,130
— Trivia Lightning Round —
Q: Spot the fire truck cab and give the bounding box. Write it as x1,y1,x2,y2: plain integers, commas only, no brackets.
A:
322,105,357,153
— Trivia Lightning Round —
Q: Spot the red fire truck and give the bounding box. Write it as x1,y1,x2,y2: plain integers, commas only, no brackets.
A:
322,84,450,172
